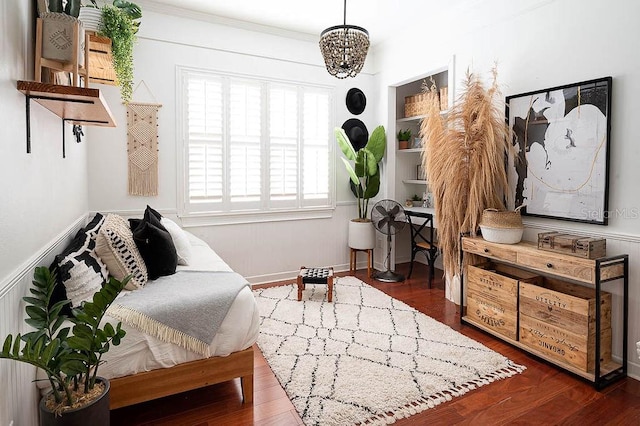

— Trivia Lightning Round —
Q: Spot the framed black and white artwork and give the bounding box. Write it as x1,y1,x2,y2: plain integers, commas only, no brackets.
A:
506,77,612,225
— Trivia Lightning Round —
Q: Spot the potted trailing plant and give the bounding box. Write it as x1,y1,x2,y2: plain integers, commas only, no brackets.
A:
397,128,412,150
0,267,127,425
335,125,386,249
98,1,141,102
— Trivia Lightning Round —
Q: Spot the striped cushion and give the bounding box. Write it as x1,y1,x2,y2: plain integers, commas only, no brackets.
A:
95,213,148,290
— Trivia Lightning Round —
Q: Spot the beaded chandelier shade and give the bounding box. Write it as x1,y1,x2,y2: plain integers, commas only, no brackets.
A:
319,0,370,79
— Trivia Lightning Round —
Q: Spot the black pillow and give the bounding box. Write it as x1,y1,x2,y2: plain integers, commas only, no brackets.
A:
146,205,162,221
131,208,177,280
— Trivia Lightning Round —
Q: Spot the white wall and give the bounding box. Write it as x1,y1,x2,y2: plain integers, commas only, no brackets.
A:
374,0,640,377
86,9,381,281
0,2,91,425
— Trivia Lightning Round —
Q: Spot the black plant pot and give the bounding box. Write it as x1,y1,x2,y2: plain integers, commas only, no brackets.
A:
39,377,110,426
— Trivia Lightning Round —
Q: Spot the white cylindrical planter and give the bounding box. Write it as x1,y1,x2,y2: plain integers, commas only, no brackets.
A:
348,219,375,249
78,7,102,32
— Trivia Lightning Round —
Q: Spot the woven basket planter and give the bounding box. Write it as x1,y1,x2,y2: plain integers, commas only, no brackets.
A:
479,208,524,244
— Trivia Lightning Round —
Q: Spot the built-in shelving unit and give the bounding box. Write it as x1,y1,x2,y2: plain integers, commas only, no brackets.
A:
17,80,116,157
391,58,455,208
387,57,454,269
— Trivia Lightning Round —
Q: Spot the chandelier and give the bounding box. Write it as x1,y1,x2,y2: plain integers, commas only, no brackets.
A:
319,0,370,79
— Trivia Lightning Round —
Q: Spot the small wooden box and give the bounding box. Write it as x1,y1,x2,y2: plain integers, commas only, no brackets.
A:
466,263,542,339
88,34,117,86
537,232,606,259
519,278,612,372
519,314,612,372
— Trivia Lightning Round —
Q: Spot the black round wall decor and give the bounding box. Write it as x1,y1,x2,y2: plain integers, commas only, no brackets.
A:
346,88,366,115
342,118,368,150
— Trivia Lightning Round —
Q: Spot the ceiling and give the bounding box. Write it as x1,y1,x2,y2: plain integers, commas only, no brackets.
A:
138,0,469,46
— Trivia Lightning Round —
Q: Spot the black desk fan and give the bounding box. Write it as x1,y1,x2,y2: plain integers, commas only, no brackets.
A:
371,199,407,282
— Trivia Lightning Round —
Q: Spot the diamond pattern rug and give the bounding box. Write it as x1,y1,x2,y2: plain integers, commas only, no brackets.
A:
253,276,525,426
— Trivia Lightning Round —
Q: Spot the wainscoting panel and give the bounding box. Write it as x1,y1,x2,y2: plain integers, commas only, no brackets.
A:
0,216,85,426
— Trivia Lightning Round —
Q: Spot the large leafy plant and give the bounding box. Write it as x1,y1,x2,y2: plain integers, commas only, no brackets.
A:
0,267,127,412
335,125,387,220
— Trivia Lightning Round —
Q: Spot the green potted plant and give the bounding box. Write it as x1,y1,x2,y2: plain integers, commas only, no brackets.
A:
0,267,127,425
411,194,423,207
397,128,412,150
98,1,141,102
335,125,386,249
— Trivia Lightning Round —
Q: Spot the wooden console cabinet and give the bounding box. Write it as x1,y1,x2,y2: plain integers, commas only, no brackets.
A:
460,236,628,389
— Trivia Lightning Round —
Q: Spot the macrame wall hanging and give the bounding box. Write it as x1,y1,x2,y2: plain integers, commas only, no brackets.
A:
127,80,162,196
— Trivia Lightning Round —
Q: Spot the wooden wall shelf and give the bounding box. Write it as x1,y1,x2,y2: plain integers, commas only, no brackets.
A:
17,80,116,157
18,80,115,126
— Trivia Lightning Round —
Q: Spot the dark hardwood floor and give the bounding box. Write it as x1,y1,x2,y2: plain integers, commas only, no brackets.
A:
111,263,640,425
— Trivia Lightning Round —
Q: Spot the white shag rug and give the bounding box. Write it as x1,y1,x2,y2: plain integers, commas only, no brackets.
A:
253,276,526,426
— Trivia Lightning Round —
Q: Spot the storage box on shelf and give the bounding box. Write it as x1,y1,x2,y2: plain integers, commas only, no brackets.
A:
460,235,628,389
88,33,117,85
538,232,606,259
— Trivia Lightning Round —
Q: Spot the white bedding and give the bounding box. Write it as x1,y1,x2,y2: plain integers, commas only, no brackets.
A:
38,232,259,388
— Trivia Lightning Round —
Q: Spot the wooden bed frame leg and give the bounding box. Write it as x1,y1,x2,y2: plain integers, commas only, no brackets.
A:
241,373,254,403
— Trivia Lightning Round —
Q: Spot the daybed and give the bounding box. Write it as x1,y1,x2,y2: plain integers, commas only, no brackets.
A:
40,211,259,409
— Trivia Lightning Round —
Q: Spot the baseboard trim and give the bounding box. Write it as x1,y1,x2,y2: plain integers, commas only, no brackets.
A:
0,214,86,299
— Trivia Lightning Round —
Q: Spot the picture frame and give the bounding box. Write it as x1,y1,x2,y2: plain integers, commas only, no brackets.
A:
506,76,612,225
412,137,423,149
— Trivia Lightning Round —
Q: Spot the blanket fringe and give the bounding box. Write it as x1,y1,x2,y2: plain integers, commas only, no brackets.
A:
360,363,527,425
108,304,211,357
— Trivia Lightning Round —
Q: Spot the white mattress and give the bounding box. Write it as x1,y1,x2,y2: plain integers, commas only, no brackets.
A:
38,232,259,388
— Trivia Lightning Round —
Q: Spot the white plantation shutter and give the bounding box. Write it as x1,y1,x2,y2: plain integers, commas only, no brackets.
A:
303,91,330,204
187,75,223,205
269,86,298,204
229,81,262,205
181,67,334,219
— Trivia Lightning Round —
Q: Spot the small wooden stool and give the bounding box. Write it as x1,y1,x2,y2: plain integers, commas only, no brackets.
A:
349,248,372,278
297,266,334,302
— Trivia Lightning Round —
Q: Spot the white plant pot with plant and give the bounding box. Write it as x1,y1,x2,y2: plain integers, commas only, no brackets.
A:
335,125,386,250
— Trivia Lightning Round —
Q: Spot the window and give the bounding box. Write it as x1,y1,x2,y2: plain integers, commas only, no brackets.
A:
178,68,335,224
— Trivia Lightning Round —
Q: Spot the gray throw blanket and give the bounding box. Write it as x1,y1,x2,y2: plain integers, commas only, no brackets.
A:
107,270,250,356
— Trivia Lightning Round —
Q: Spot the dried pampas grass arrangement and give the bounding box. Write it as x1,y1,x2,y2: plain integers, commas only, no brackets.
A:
420,67,510,290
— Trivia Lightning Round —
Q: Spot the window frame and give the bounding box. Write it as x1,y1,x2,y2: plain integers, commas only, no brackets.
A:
176,66,336,226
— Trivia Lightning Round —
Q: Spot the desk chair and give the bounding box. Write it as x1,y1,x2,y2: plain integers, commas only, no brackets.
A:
405,211,439,287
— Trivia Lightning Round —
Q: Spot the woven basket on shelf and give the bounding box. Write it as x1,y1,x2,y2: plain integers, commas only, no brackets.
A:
479,207,524,244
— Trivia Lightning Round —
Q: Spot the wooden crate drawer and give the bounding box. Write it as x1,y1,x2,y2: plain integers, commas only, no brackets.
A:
466,263,541,340
519,278,611,336
519,314,612,372
462,238,517,263
517,250,593,283
467,290,518,339
467,262,542,298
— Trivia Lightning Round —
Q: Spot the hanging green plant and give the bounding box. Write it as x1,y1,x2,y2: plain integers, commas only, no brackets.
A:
99,4,136,102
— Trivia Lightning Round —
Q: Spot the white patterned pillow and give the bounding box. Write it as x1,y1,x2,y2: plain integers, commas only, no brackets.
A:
95,213,148,290
55,228,107,308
